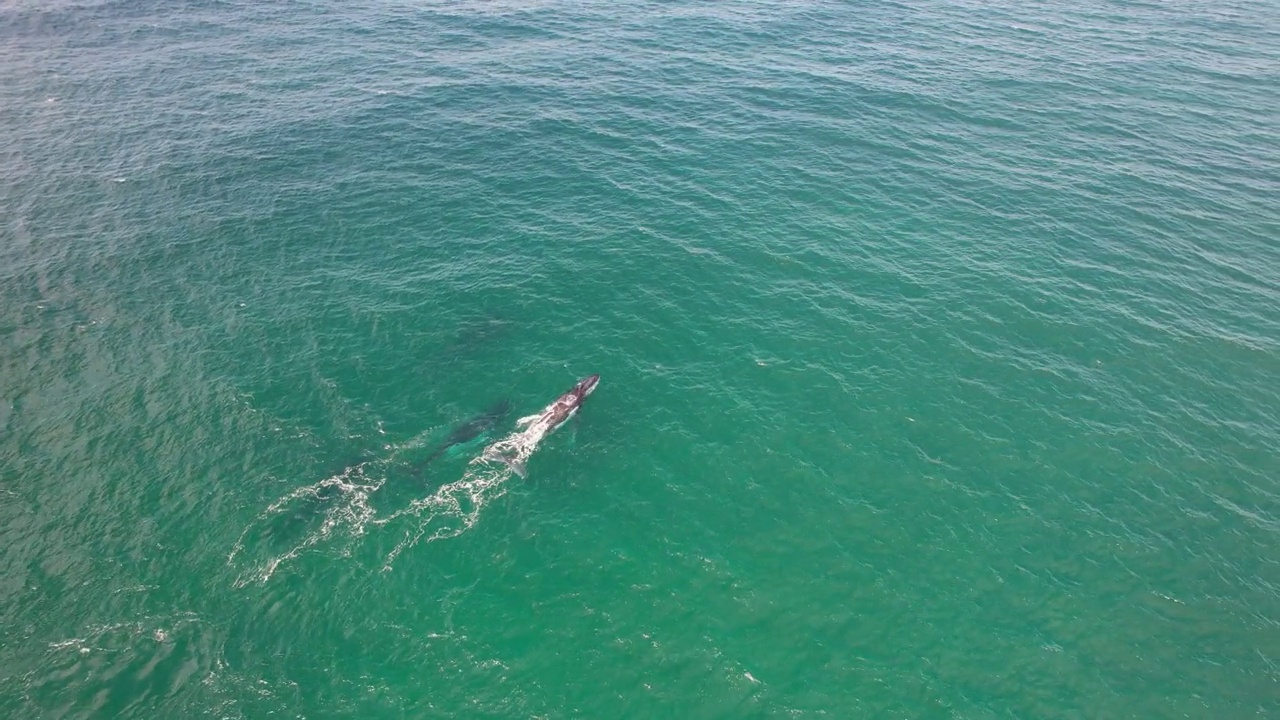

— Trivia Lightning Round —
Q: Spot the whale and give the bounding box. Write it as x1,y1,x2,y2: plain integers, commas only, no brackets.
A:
413,398,513,472
481,374,600,478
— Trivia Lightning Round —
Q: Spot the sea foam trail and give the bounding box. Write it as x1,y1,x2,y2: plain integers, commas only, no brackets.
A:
374,421,554,570
227,463,383,587
227,420,557,584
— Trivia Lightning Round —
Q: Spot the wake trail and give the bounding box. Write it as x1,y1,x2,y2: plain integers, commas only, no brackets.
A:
227,425,546,584
374,422,552,569
227,462,382,587
228,375,598,584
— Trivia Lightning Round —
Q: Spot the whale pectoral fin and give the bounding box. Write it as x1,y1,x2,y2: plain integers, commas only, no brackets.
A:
515,414,539,428
482,445,527,478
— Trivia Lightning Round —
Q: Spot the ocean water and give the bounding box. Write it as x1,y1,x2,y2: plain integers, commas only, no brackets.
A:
2,0,1278,717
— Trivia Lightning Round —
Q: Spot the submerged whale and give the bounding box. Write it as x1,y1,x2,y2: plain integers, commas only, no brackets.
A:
413,399,513,472
482,374,600,478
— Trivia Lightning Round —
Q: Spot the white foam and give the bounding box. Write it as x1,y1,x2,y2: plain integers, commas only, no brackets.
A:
227,462,382,587
375,456,514,570
228,405,567,582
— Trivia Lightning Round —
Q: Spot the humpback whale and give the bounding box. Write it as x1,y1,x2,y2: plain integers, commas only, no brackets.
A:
413,399,513,472
482,374,600,478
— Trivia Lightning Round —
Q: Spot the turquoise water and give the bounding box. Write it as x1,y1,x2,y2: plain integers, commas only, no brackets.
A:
3,0,1278,716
